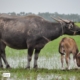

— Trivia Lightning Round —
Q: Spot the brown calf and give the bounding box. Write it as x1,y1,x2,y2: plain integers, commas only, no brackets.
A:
59,37,79,70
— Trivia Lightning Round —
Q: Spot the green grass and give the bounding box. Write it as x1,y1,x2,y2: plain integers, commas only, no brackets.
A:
0,23,80,80
75,22,80,27
0,68,80,80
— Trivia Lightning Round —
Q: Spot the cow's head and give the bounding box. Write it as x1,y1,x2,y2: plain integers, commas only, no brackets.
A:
76,53,80,67
52,17,80,35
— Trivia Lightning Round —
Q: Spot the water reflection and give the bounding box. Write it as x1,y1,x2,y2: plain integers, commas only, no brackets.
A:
7,54,75,69
8,54,59,69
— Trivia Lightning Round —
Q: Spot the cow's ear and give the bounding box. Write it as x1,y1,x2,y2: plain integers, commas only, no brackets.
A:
70,21,74,25
72,22,74,25
64,23,68,28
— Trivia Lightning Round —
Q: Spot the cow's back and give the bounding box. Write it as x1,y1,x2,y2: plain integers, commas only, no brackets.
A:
0,15,50,49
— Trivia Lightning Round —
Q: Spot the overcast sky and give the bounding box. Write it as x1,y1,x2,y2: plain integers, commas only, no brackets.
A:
0,0,80,14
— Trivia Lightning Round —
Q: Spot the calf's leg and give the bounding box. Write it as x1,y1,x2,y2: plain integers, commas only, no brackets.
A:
73,53,78,69
65,53,70,70
61,54,65,70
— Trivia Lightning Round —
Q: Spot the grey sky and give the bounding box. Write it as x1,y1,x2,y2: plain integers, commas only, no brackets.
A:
0,0,80,14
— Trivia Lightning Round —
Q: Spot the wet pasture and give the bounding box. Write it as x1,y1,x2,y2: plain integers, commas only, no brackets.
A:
0,52,80,80
0,34,80,80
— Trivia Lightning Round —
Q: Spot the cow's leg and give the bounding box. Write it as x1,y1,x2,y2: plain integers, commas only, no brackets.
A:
34,49,40,68
65,53,70,70
26,48,34,69
1,52,10,68
61,54,65,70
0,42,3,68
0,55,3,68
0,43,10,68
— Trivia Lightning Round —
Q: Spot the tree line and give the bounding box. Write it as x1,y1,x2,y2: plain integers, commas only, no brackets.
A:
0,12,80,22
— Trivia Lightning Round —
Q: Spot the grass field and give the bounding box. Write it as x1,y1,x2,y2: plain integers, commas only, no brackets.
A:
0,23,80,80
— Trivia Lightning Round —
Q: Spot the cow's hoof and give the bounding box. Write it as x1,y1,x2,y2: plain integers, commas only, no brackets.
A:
33,65,38,69
0,65,3,68
6,65,11,69
25,66,30,69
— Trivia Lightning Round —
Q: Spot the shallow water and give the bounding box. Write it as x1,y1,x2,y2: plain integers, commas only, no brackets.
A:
6,54,75,69
0,54,79,80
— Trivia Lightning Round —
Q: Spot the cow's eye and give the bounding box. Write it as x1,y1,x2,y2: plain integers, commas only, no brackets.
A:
68,23,73,29
70,26,73,29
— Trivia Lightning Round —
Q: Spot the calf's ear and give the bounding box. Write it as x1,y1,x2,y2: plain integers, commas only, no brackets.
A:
77,53,80,58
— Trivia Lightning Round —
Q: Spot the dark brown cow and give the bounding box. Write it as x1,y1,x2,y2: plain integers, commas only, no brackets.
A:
0,15,80,69
59,37,79,70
